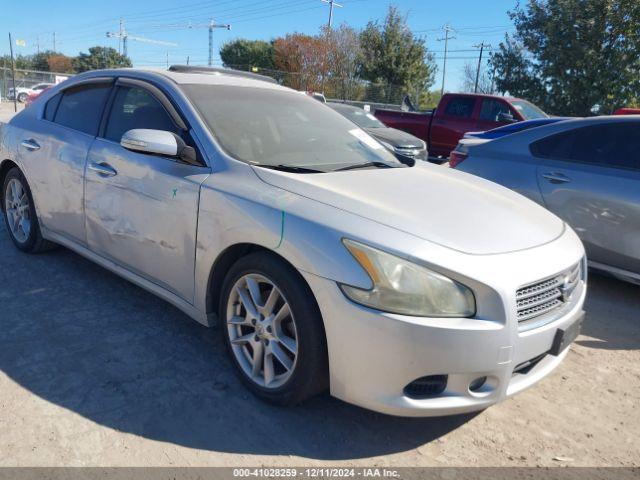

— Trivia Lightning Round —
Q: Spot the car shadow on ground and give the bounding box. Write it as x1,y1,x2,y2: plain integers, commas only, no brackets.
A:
578,272,640,351
0,226,474,460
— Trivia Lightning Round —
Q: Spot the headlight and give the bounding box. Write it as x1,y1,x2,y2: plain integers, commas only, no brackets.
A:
340,239,476,317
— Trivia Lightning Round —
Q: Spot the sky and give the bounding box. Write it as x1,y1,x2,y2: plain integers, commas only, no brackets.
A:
1,0,518,92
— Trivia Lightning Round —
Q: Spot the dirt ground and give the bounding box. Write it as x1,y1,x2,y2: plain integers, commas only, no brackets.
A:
0,101,638,467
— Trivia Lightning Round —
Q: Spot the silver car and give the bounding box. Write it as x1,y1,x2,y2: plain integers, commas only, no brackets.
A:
452,116,640,285
0,67,586,417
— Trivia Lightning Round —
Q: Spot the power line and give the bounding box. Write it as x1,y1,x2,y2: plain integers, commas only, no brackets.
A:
437,24,456,95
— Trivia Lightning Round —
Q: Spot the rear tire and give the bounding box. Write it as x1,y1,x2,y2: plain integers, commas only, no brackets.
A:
2,168,56,253
17,92,28,103
219,251,329,406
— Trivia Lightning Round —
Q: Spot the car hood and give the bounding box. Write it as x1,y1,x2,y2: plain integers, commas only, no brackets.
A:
367,127,424,148
253,164,565,255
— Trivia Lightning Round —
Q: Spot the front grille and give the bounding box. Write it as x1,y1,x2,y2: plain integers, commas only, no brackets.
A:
516,263,581,323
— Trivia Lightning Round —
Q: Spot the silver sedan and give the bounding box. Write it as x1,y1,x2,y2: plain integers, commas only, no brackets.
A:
452,116,640,285
0,67,585,416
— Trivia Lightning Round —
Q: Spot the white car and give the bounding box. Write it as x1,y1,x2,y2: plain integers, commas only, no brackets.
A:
8,83,53,103
0,66,586,417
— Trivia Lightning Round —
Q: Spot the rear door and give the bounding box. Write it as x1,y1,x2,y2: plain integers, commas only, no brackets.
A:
16,80,112,244
429,96,478,158
534,122,640,274
84,78,210,302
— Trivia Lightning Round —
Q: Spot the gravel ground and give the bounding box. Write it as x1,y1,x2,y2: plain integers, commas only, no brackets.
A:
0,101,638,467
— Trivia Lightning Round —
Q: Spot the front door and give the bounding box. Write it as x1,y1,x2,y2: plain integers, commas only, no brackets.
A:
84,82,209,302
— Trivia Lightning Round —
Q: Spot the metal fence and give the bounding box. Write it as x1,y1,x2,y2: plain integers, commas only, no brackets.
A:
0,68,73,101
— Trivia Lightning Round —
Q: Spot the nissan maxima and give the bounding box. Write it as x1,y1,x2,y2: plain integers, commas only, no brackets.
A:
0,66,586,416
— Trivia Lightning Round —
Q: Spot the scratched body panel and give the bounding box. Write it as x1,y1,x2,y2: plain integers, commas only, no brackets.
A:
85,138,209,302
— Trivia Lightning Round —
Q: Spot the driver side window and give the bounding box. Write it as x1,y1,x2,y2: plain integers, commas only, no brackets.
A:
104,86,180,143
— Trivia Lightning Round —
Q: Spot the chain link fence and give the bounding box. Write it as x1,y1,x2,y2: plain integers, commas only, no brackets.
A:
0,65,433,112
0,68,73,102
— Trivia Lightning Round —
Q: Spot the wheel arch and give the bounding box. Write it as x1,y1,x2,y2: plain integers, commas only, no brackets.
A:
205,243,324,330
0,159,20,213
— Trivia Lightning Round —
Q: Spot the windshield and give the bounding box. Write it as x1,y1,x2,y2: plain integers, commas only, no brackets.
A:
511,100,548,120
330,104,386,129
183,85,403,172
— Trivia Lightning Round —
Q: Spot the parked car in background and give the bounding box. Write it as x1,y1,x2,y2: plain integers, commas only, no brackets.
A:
613,107,640,115
0,66,586,417
8,83,53,103
451,116,640,284
450,117,571,167
374,93,549,161
25,85,53,107
328,102,428,162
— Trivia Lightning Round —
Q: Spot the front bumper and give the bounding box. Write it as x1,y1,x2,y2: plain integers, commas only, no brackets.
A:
301,235,586,417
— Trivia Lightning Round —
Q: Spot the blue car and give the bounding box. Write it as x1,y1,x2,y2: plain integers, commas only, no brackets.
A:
464,117,570,140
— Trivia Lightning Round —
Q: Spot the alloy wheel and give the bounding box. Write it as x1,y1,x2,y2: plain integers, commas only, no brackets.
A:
226,273,299,389
4,178,31,244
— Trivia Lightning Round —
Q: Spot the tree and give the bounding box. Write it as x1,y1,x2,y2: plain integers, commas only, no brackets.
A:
273,33,329,91
73,47,131,73
47,54,74,73
358,6,436,103
220,39,275,70
28,50,59,71
321,24,362,100
461,62,493,94
491,0,640,115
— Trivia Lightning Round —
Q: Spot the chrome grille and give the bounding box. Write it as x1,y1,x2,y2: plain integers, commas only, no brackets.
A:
516,263,581,323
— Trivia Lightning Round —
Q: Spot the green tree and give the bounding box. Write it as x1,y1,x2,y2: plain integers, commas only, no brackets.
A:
491,0,640,116
358,6,436,103
73,47,131,73
220,39,275,70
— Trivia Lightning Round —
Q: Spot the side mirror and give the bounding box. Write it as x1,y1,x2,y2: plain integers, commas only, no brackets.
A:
121,129,199,166
497,112,517,123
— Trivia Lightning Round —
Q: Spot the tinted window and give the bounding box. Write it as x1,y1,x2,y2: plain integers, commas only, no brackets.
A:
479,99,511,121
531,123,640,170
104,86,179,142
54,84,111,135
443,97,475,118
44,93,62,121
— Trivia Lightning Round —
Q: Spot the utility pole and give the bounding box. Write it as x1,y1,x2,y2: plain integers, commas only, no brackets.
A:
36,36,40,55
186,56,190,65
166,51,169,68
473,41,491,93
53,32,56,51
321,0,343,28
208,19,231,67
118,18,123,55
437,25,455,96
8,33,17,112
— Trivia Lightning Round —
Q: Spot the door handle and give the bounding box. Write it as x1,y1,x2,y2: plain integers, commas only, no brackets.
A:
542,172,571,184
88,162,118,177
20,139,40,151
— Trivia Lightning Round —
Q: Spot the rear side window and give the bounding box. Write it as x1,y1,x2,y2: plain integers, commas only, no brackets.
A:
443,97,476,118
44,93,62,121
54,84,111,135
479,99,511,121
531,123,640,170
104,86,180,142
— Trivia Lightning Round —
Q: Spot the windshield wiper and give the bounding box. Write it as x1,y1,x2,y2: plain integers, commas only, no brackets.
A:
255,164,324,173
334,161,399,172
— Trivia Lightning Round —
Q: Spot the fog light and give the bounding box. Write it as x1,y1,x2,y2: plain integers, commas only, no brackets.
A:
469,376,487,392
404,375,448,399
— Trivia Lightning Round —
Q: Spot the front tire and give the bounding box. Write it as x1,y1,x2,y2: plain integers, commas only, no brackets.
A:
17,92,28,103
219,251,329,406
2,168,55,253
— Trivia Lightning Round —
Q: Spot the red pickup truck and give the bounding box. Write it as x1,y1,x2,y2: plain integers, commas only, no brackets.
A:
374,93,548,160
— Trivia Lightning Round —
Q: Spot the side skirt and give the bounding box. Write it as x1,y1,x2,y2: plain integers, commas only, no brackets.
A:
42,227,212,327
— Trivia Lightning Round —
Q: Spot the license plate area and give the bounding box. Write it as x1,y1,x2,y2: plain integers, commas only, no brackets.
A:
550,312,584,356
